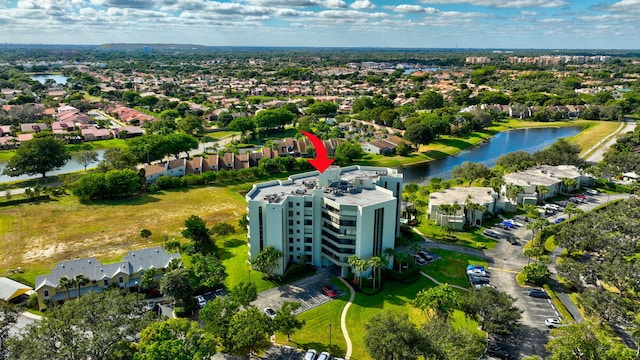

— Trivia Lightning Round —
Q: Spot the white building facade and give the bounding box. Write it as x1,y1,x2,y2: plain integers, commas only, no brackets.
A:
246,166,403,277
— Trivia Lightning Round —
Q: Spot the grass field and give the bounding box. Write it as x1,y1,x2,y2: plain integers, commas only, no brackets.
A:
415,221,498,250
423,248,488,288
0,186,248,283
572,121,623,156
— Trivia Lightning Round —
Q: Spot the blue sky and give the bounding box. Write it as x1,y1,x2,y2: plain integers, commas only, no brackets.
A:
0,0,638,49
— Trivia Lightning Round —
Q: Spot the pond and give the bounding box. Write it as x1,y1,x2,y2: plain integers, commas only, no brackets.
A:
399,126,581,185
0,149,106,183
30,74,69,85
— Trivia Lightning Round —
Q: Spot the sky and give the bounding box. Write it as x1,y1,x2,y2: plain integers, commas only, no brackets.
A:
0,0,639,49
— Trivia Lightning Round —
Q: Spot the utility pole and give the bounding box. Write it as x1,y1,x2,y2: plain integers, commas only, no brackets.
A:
329,323,332,352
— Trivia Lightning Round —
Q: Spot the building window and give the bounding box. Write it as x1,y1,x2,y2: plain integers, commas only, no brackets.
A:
288,211,293,216
304,246,312,251
305,201,312,207
289,246,293,251
373,208,384,256
44,290,49,298
289,229,294,234
305,219,313,225
92,280,97,285
103,279,109,287
297,221,300,224
305,237,312,243
289,202,293,208
118,276,124,284
296,230,300,233
289,220,293,226
289,237,294,243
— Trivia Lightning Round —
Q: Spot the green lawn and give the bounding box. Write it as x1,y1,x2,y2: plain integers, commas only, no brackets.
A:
291,272,482,360
216,235,276,293
415,221,498,250
422,248,488,289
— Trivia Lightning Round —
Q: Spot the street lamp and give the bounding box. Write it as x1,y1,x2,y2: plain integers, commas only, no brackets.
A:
135,281,139,293
329,323,332,352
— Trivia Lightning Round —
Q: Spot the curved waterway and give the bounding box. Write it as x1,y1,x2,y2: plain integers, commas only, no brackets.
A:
399,127,581,185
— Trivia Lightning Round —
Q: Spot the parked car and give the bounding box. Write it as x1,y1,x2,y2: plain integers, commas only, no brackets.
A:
195,295,207,308
469,276,491,285
494,223,511,230
303,349,317,360
545,318,563,328
143,301,156,312
414,255,427,266
506,219,524,227
264,307,276,319
486,344,512,359
483,229,501,238
555,217,566,224
505,236,518,245
418,251,433,262
466,268,487,276
499,221,514,229
317,352,331,360
214,288,228,298
585,189,599,195
514,215,529,222
321,285,337,298
203,291,216,301
528,289,548,298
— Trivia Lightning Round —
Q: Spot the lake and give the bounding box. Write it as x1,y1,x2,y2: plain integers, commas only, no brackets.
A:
0,149,106,183
30,74,69,85
399,127,581,185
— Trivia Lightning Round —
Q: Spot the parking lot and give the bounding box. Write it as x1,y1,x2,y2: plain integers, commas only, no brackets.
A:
251,268,344,315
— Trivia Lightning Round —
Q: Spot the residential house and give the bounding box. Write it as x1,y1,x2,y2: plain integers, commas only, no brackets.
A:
361,136,408,155
427,187,501,230
51,121,77,134
81,127,113,141
501,165,592,205
20,123,48,133
0,277,32,302
34,247,179,309
112,126,144,139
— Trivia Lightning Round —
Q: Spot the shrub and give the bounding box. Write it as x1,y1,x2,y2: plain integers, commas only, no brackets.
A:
521,262,550,285
164,239,181,252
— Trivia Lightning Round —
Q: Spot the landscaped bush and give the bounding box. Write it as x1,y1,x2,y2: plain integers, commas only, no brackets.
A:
155,175,187,190
72,169,145,201
174,306,189,318
383,265,420,282
521,262,551,285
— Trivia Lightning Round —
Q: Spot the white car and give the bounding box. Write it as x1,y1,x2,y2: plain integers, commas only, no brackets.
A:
545,318,563,328
195,295,207,308
264,307,276,319
317,352,331,360
303,349,317,360
467,268,486,276
585,189,599,195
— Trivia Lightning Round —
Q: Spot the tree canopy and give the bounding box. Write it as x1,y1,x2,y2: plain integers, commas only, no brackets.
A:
3,132,70,178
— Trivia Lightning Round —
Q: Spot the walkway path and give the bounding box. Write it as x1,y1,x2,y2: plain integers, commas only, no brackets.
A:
419,271,469,292
337,277,355,360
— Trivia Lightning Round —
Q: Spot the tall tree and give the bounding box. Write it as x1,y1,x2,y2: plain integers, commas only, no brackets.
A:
136,318,217,360
412,284,460,320
199,297,239,347
159,268,195,308
226,307,273,357
334,141,365,165
230,282,257,307
191,254,226,289
0,301,19,350
451,162,492,186
462,287,522,336
73,274,89,298
139,228,152,243
252,246,283,279
273,301,305,342
57,275,74,301
7,289,156,360
77,150,99,171
369,256,385,290
3,132,70,178
421,317,485,360
364,312,422,360
181,215,214,255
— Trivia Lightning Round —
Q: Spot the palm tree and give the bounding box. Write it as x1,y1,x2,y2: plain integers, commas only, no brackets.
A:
383,248,395,265
564,202,582,221
395,252,411,274
369,256,384,290
526,218,548,246
355,259,369,286
73,274,90,298
348,255,363,284
506,184,523,204
57,276,74,301
561,177,577,194
536,185,549,205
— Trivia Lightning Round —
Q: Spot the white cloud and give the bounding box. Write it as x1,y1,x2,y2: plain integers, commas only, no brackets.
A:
417,0,567,8
386,4,439,14
520,10,538,16
244,0,346,8
349,0,374,10
608,0,640,14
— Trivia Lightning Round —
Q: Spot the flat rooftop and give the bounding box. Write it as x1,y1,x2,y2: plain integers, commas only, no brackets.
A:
429,186,496,206
503,165,582,187
249,167,397,207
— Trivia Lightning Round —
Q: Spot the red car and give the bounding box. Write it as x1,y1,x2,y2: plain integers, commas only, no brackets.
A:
321,285,337,297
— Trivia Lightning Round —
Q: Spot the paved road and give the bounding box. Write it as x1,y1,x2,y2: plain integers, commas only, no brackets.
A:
584,120,636,164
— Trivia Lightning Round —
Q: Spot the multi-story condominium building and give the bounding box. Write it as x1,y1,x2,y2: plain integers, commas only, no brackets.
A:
246,166,403,277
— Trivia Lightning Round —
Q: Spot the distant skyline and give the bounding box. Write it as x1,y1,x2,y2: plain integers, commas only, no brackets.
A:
0,0,639,49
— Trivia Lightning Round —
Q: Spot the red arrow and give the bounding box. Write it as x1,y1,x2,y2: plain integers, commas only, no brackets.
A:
300,130,334,173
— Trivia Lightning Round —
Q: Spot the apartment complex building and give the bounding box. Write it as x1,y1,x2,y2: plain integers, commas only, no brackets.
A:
246,166,403,277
